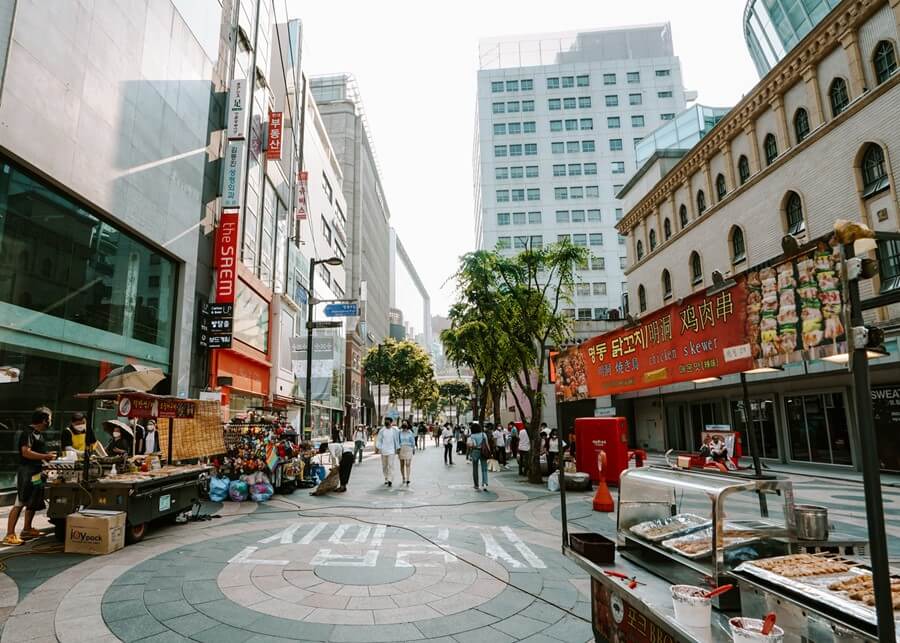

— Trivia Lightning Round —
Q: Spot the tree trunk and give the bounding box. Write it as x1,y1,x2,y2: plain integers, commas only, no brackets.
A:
377,382,382,423
491,383,502,426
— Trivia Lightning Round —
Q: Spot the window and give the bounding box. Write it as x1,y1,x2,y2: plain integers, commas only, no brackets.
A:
631,115,645,127
562,308,575,318
567,141,580,153
627,71,640,83
588,209,601,221
563,97,576,109
636,240,644,260
731,226,746,263
514,235,529,249
528,211,541,224
582,140,596,152
507,122,521,135
524,143,537,155
580,118,593,131
662,270,672,299
603,96,619,110
577,308,593,321
512,212,526,224
679,204,688,227
584,163,597,175
556,210,569,223
715,173,727,200
322,217,332,244
497,212,510,225
564,118,578,131
510,166,524,178
493,123,506,136
785,191,805,234
509,144,523,156
551,142,564,154
497,237,511,249
511,189,525,202
874,40,897,84
592,256,606,270
549,98,561,110
530,235,543,248
794,108,810,143
638,285,647,312
522,100,534,112
550,120,563,132
615,209,623,220
496,190,510,203
527,188,540,201
586,186,599,198
738,155,750,184
525,165,539,178
862,143,889,196
568,163,581,176
690,252,702,285
576,283,591,296
603,73,616,85
593,282,607,295
491,81,504,93
657,68,672,77
877,240,900,292
660,113,675,121
829,78,850,116
573,233,587,247
506,80,519,91
577,74,589,87
609,138,623,151
696,189,706,214
521,79,533,90
562,76,574,88
657,90,673,98
495,167,509,180
571,209,585,222
570,186,584,199
663,218,671,240
611,161,625,174
764,133,778,165
648,229,657,251
547,77,560,89
492,102,505,114
629,93,642,105
620,257,627,269
494,145,507,157
507,101,520,113
553,164,566,177
554,187,568,200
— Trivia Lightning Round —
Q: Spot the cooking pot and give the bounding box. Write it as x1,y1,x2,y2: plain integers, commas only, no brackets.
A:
795,504,828,541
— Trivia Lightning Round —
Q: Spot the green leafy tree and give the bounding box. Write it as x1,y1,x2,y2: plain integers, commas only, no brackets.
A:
438,381,471,425
362,338,397,421
386,340,433,420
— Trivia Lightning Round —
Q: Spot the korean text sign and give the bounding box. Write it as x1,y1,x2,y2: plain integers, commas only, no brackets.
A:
214,211,240,304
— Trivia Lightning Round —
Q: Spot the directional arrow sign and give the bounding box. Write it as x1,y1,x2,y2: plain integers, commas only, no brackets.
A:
324,302,359,317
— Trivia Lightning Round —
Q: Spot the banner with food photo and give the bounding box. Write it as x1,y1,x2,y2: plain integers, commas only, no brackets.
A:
746,237,846,369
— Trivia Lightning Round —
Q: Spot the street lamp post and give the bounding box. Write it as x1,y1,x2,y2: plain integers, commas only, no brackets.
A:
303,256,343,441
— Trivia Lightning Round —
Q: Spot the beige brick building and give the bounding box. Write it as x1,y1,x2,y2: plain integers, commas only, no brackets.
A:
612,0,900,470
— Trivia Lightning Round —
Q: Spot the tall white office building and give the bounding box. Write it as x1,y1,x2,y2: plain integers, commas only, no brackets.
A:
475,24,688,321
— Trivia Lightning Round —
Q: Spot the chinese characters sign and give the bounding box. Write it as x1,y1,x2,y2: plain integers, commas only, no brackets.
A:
555,278,751,401
266,111,283,160
227,79,247,139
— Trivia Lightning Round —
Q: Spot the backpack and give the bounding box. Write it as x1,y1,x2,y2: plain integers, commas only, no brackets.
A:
477,433,492,459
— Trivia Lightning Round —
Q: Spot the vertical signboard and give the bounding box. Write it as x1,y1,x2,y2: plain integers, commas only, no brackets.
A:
266,111,283,160
291,336,335,400
222,140,245,209
227,79,247,139
214,211,240,304
295,170,309,220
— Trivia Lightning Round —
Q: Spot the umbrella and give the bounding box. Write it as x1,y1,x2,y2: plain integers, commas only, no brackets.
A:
101,419,135,440
95,364,166,393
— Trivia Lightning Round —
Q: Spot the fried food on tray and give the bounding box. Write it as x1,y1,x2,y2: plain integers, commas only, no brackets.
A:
753,553,851,578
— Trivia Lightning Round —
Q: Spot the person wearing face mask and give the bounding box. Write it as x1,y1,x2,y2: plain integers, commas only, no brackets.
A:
4,407,57,545
142,419,160,454
398,421,417,485
61,412,96,455
105,420,133,456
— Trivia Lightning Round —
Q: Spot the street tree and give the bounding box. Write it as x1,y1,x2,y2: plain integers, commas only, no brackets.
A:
362,338,397,421
386,340,433,421
438,381,471,425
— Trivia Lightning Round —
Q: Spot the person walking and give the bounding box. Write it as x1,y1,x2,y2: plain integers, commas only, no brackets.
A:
517,424,531,477
455,424,466,456
352,425,367,464
398,422,416,485
492,424,507,468
416,422,427,450
375,418,400,487
507,422,518,460
467,422,489,491
441,423,454,465
5,408,56,546
546,428,566,476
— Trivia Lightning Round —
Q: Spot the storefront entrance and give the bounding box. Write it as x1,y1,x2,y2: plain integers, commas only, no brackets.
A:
730,397,780,460
664,401,723,452
785,393,852,465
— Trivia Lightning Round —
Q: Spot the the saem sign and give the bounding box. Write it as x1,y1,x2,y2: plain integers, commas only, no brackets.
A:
215,211,240,303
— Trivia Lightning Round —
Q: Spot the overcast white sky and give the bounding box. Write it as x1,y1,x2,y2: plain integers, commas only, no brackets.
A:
295,0,760,318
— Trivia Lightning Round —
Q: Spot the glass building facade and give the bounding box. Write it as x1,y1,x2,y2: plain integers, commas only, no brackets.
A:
634,105,731,167
744,0,841,75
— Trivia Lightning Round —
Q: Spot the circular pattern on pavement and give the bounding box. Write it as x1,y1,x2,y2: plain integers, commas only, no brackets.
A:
313,560,413,585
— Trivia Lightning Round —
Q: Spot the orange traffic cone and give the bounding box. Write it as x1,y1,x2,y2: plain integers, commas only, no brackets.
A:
593,450,615,512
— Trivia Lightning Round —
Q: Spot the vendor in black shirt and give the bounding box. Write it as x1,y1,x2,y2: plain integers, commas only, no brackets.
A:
105,420,134,456
4,407,56,546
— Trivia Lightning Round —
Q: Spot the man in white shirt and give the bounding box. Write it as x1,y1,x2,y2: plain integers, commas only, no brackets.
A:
441,423,454,465
517,425,531,476
492,425,507,468
375,418,400,487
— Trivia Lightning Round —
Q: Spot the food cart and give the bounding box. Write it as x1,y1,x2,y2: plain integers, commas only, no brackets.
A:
45,391,218,543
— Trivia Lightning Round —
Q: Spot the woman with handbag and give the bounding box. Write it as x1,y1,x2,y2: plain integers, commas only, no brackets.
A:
467,422,491,491
398,421,417,485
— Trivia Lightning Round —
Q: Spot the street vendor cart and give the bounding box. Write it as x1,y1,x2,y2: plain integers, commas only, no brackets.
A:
45,391,220,543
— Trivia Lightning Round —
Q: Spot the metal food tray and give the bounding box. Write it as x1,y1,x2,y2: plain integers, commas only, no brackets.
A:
660,524,759,559
736,558,900,629
628,513,710,543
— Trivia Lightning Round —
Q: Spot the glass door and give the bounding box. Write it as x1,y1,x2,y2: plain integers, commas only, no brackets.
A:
730,397,780,460
784,393,852,465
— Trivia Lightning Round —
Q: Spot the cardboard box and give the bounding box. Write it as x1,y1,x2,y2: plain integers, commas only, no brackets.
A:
65,510,126,555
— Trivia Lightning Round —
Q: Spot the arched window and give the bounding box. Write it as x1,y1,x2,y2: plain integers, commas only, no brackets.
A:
638,285,647,313
715,173,727,200
690,252,703,285
874,40,897,84
663,218,672,240
696,190,706,215
662,270,672,299
861,143,889,196
829,78,849,116
636,240,644,260
649,229,657,251
794,108,810,143
738,155,750,184
764,133,778,165
730,226,746,263
679,204,688,228
785,191,805,234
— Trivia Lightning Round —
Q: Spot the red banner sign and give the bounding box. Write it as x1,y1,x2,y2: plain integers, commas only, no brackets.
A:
266,111,283,160
295,170,308,220
214,211,239,303
556,278,752,402
158,399,196,419
117,395,196,419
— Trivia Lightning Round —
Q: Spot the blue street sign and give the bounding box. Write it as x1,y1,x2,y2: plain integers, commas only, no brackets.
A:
323,302,359,317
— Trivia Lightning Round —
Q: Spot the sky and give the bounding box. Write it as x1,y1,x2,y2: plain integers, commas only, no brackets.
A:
295,0,761,318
